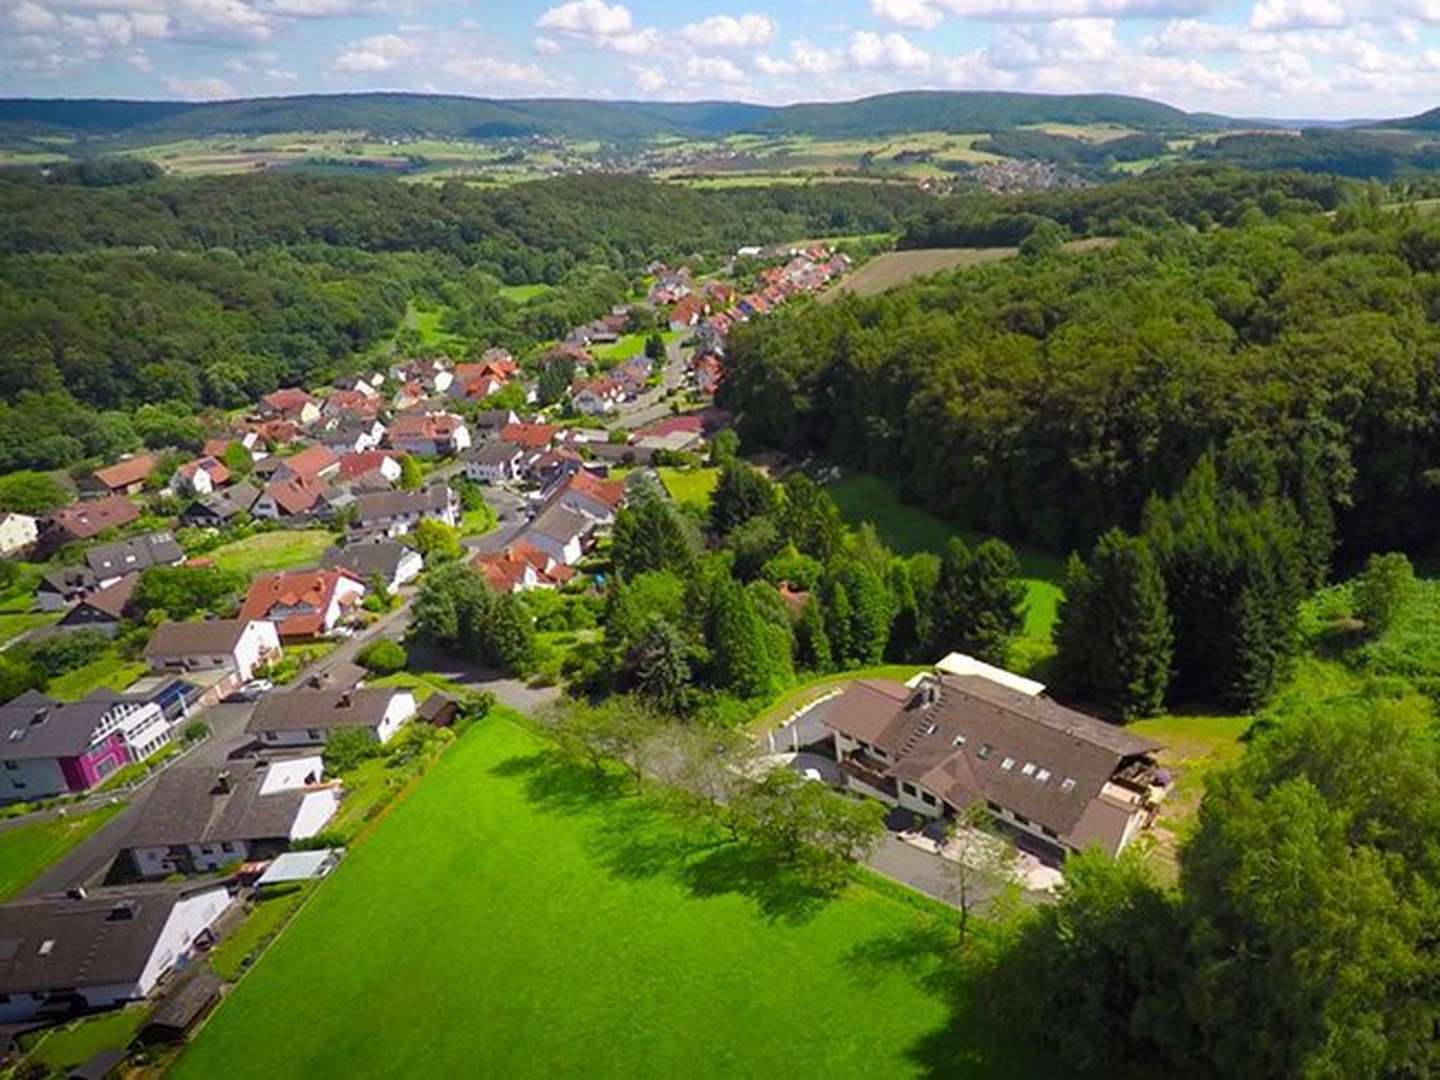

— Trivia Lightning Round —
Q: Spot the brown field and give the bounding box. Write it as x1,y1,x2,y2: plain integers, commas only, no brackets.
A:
822,237,1118,301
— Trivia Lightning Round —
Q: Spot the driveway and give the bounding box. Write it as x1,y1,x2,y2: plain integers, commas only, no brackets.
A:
405,643,560,713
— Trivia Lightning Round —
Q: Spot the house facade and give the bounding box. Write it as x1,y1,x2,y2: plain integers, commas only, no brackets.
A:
0,513,38,556
387,412,471,457
0,690,171,800
238,570,366,640
145,618,281,687
323,539,424,591
820,661,1170,860
464,442,524,485
350,485,458,538
246,687,415,747
0,884,232,1023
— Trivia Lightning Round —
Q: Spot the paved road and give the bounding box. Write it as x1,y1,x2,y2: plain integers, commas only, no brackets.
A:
613,339,691,432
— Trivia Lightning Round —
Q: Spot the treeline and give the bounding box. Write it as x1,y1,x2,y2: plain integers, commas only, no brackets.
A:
1191,129,1440,180
901,165,1357,247
0,171,927,277
974,129,1167,169
724,206,1440,561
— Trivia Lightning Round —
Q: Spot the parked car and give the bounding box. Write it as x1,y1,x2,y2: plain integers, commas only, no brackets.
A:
229,678,274,702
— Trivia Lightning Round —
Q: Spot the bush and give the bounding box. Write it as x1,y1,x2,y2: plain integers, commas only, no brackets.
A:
22,629,110,677
323,728,379,774
357,638,408,675
183,720,209,742
293,829,347,851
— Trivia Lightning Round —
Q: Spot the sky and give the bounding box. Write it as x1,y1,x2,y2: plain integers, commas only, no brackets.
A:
2,0,1440,120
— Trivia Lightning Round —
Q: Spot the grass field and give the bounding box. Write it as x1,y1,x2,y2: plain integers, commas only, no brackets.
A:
497,283,552,303
822,238,1119,302
658,465,720,510
46,652,148,701
176,714,1012,1079
0,803,125,901
28,1006,148,1069
210,883,315,981
209,530,333,576
751,665,929,734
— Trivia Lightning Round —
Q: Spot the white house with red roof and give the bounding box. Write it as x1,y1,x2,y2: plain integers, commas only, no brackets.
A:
172,456,231,497
471,539,575,594
387,411,472,457
544,469,625,524
238,569,366,640
259,389,321,426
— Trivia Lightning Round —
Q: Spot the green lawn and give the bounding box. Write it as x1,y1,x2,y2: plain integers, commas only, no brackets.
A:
177,715,1008,1079
825,473,1065,672
46,651,148,701
497,283,552,303
0,608,61,644
751,665,928,734
0,803,125,901
209,530,333,576
460,505,498,536
658,466,719,510
210,883,315,981
29,1006,148,1069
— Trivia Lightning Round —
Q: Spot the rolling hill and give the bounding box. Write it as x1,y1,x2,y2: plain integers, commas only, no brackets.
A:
0,89,1227,148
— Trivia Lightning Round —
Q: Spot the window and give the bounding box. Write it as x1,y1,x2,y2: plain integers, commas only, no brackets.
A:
921,792,937,806
1041,826,1058,840
2,760,14,771
977,744,993,760
986,800,1001,813
1001,757,1015,771
1013,813,1030,826
901,782,917,796
1021,762,1035,776
1036,768,1051,783
221,842,235,853
952,734,966,748
307,729,322,740
1061,777,1076,792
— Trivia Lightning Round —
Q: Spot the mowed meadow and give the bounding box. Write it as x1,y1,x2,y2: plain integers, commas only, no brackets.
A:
176,714,1023,1079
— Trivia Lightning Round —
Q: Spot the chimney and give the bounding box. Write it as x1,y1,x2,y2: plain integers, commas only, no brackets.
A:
337,692,353,709
108,901,135,921
214,771,231,795
66,886,88,901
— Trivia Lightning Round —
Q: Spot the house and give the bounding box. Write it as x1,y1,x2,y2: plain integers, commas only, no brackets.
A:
450,360,518,401
271,445,340,486
0,689,170,800
821,664,1171,860
252,477,334,522
336,451,402,486
246,687,415,747
0,512,37,556
0,883,232,1024
178,482,259,528
317,419,386,455
44,495,140,546
471,409,520,440
571,376,624,416
145,619,281,691
544,469,624,524
323,538,423,591
202,434,259,460
125,757,340,878
36,566,96,612
668,295,705,332
386,412,471,457
259,388,321,426
418,693,461,727
500,422,558,452
464,442,525,485
86,533,184,588
350,485,458,538
471,539,575,593
322,388,382,421
55,573,139,635
522,503,593,566
390,358,453,396
612,355,653,394
172,457,230,497
238,569,366,640
584,441,656,468
89,454,156,497
250,418,301,446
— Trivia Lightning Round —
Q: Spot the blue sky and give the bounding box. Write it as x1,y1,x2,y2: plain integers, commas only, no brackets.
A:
2,0,1439,120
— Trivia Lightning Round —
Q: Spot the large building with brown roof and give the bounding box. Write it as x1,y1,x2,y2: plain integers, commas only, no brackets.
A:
821,663,1170,859
43,495,140,546
238,569,365,640
246,686,415,747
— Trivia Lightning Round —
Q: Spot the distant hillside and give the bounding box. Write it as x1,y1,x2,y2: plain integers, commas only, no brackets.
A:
0,90,1225,148
1378,106,1440,132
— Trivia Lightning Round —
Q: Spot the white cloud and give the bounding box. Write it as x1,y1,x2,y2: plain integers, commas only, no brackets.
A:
935,0,1214,17
265,66,297,80
1249,0,1347,31
753,39,841,75
685,55,746,82
332,31,415,72
849,30,932,70
631,64,667,92
10,1,57,31
441,55,548,84
679,13,774,49
162,74,235,98
533,34,561,54
870,0,944,30
534,0,659,53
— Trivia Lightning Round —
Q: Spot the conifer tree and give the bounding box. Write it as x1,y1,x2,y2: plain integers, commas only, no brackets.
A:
963,538,1026,667
930,537,974,656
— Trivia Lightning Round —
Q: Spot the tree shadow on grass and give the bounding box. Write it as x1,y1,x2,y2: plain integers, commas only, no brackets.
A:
842,921,1051,1080
493,749,839,926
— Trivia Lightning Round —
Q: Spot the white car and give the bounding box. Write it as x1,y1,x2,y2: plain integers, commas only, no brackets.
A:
231,678,273,702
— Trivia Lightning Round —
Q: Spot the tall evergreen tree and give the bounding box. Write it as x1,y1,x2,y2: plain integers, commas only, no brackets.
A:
930,537,974,656
963,539,1026,667
631,617,691,711
779,473,843,560
796,598,833,673
824,580,854,669
842,561,893,666
612,483,699,579
709,459,778,536
708,577,783,697
1053,529,1173,719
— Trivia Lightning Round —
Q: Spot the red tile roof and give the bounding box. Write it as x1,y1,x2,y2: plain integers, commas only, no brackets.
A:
389,412,466,440
262,388,317,414
280,445,339,483
47,495,139,540
559,469,625,510
176,456,230,485
501,422,559,450
92,454,156,491
337,450,398,480
263,477,329,516
239,569,363,638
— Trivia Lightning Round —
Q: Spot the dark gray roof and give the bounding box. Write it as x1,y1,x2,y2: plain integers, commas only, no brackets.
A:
585,442,655,465
40,566,96,595
465,442,523,466
126,763,315,848
0,691,122,761
417,693,459,722
323,539,414,580
85,533,182,578
145,970,222,1034
353,486,452,524
247,687,406,734
472,410,517,430
0,884,224,995
527,503,590,544
145,619,252,659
